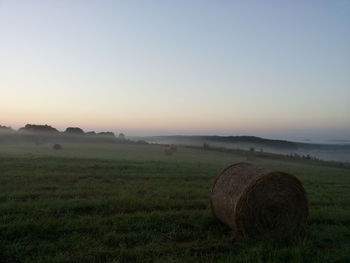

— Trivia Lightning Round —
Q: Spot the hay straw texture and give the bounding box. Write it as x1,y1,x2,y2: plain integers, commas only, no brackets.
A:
211,163,308,239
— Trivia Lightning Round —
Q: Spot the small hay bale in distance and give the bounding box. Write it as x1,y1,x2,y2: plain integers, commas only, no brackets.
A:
164,145,177,156
169,144,177,152
164,147,173,156
53,144,62,150
210,163,308,239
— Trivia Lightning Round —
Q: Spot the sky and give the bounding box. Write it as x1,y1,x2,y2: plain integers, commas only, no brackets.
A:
1,0,349,141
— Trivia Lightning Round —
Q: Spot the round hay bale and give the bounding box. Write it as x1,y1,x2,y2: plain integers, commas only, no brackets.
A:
164,147,174,156
53,144,62,150
210,163,308,239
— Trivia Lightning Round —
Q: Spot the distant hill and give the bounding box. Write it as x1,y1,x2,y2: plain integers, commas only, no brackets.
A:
64,127,85,135
143,135,299,150
199,135,298,149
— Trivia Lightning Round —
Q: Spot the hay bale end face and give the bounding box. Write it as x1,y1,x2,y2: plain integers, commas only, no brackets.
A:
211,163,308,239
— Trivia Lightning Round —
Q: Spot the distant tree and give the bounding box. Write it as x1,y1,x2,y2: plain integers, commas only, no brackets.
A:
0,125,11,130
118,133,126,140
19,124,58,133
98,132,115,137
65,127,84,135
86,131,97,136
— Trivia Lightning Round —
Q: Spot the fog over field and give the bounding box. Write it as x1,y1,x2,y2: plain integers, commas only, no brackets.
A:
141,136,350,163
1,124,349,163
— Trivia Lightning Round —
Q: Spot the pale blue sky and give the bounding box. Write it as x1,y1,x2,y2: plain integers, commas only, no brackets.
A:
1,0,349,141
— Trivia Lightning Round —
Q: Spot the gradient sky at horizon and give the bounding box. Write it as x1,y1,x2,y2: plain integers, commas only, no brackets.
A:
1,0,349,141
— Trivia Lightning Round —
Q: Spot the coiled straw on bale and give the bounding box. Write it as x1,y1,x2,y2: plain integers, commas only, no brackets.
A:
211,163,308,239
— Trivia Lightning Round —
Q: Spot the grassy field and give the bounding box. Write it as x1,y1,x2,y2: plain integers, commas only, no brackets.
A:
0,143,350,263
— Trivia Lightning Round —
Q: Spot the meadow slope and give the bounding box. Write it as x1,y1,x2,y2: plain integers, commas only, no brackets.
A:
0,143,349,263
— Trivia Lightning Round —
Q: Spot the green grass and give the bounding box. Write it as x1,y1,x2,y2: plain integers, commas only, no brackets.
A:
0,143,349,262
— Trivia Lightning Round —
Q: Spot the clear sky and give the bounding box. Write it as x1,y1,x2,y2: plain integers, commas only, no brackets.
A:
1,0,349,141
